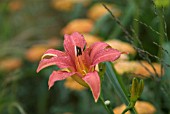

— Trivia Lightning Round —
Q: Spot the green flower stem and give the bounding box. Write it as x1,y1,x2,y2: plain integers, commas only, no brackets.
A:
109,1,135,39
99,95,114,114
98,63,114,114
105,62,137,114
157,8,166,58
122,102,136,114
132,0,140,46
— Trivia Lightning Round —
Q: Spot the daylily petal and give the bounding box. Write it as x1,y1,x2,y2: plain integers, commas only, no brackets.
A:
83,71,100,102
41,49,66,59
36,56,75,73
64,32,87,59
88,42,110,61
92,48,121,66
48,71,75,89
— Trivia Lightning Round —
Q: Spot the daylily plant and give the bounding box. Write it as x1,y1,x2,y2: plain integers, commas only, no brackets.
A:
37,32,122,102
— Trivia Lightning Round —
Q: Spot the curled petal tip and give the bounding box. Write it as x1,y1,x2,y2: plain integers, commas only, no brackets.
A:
48,79,54,90
95,98,99,102
41,53,57,60
48,82,54,90
36,69,39,73
48,85,52,90
82,71,100,103
94,93,100,102
36,63,45,73
36,67,40,73
122,51,129,54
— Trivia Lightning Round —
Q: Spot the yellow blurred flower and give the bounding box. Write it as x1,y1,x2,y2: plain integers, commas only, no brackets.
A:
83,34,102,46
87,3,121,21
114,61,163,78
64,77,86,91
113,101,156,114
51,0,90,11
105,39,136,55
61,19,94,34
0,57,22,72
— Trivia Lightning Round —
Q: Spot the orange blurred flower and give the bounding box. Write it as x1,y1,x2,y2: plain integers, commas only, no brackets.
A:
118,54,129,61
63,112,73,114
87,3,121,21
0,58,22,72
64,77,86,91
47,37,62,48
114,61,163,78
134,61,163,77
113,101,156,114
25,38,61,62
61,19,94,34
105,39,136,55
114,61,139,75
9,0,23,12
83,34,102,46
51,0,90,11
25,44,49,62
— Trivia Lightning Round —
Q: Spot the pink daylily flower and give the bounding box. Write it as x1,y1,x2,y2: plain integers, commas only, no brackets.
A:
37,32,122,102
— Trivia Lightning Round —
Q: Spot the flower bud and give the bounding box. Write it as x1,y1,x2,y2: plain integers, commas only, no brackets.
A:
130,78,144,102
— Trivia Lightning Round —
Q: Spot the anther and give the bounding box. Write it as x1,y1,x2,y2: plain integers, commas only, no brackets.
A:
75,46,82,56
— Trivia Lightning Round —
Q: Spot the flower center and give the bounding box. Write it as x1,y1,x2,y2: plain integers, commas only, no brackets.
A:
75,46,88,76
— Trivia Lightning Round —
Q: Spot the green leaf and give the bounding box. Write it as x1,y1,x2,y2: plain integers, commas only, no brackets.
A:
105,62,136,114
163,42,170,78
154,0,170,8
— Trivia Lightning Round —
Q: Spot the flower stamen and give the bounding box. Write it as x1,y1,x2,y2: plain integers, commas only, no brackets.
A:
74,46,88,76
75,46,82,56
